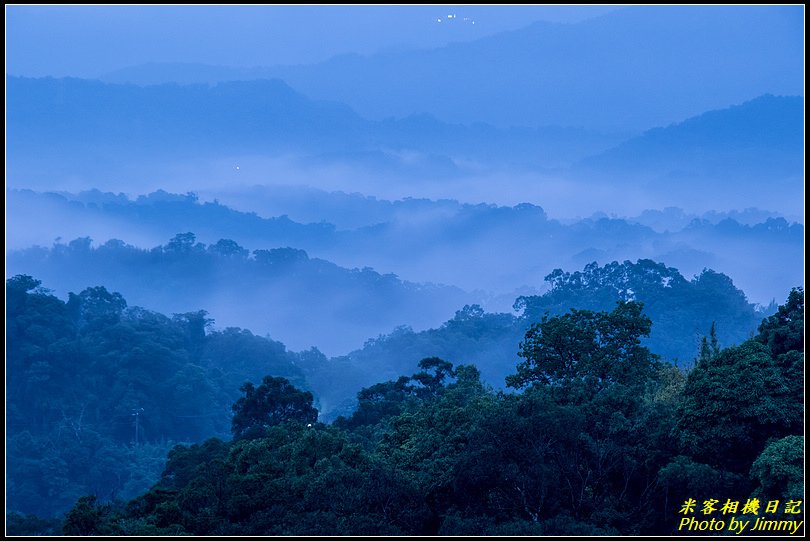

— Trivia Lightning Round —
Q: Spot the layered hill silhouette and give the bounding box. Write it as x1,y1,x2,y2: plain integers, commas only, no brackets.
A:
579,94,804,182
6,75,621,189
102,5,803,131
8,189,804,315
7,75,802,198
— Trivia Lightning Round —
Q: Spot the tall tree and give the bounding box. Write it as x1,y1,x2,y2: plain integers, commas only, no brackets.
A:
231,376,318,440
676,340,802,473
756,287,804,357
507,301,658,390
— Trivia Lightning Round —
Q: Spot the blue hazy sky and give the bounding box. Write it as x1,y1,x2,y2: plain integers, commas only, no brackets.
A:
6,5,618,78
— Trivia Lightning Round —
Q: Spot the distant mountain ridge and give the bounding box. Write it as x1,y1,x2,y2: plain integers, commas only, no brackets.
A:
578,94,804,182
5,75,622,188
101,5,803,131
7,188,804,310
6,76,364,154
7,229,474,356
7,75,802,197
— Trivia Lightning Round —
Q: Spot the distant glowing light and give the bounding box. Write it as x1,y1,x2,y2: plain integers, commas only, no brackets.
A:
437,14,475,25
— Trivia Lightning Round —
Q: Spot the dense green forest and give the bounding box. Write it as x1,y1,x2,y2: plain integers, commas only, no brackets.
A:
6,273,803,535
321,259,771,419
517,259,769,364
6,275,308,519
9,231,773,417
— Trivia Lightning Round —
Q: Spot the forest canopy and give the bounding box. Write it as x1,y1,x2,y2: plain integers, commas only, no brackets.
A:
6,275,803,535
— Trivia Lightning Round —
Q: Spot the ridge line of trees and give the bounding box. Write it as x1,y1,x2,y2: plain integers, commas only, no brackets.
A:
7,276,802,535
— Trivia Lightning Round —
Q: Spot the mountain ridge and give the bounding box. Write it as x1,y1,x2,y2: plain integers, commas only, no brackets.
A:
100,5,803,131
578,94,804,181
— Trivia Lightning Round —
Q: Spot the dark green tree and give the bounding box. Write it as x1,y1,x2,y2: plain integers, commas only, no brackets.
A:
62,495,108,535
410,357,456,398
66,285,127,329
335,376,414,433
208,238,249,259
696,321,721,365
164,232,200,254
750,435,804,503
231,376,318,440
676,341,802,473
507,301,658,390
756,287,804,357
336,357,457,436
6,512,62,536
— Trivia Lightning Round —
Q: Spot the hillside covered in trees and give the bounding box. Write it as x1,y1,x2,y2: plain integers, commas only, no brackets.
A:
6,275,308,519
317,259,771,418
6,273,801,534
5,256,771,424
8,284,802,535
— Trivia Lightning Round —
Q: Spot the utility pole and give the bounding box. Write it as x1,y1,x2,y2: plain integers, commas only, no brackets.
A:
132,408,144,445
